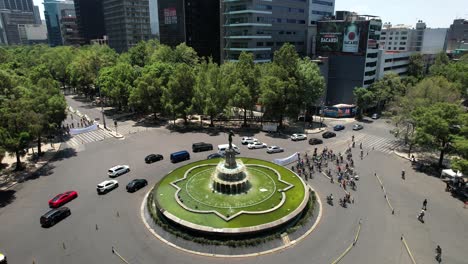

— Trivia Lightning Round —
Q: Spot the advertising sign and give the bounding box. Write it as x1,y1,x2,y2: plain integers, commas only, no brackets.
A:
164,7,177,25
317,20,369,54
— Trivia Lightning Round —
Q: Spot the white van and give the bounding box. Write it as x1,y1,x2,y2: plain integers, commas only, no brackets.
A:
218,144,240,155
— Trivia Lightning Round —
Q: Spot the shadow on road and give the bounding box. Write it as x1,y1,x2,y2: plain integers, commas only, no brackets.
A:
0,190,16,208
51,148,78,162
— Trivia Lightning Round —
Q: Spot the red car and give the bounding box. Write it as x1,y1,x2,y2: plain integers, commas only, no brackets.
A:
48,191,78,208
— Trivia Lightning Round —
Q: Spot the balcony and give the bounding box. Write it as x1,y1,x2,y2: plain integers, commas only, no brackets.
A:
224,10,272,15
224,47,272,52
224,35,272,39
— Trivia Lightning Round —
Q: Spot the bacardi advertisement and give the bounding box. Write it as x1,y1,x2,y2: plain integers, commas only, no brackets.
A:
317,20,369,55
342,22,360,53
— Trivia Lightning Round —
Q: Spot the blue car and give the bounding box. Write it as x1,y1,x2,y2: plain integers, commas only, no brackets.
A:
333,125,345,131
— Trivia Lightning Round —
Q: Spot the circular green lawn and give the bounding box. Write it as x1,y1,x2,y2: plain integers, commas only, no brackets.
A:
153,158,308,230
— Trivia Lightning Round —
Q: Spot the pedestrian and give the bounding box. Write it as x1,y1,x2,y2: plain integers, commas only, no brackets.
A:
360,142,362,149
417,209,425,222
422,199,427,210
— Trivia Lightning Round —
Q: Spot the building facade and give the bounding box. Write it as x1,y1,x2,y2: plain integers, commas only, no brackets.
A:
60,8,82,45
446,19,468,52
307,0,335,56
376,50,413,79
102,0,151,53
0,0,35,45
33,5,41,24
158,0,220,62
380,24,411,51
148,0,158,36
18,23,47,44
73,0,106,43
316,12,382,105
221,0,308,63
44,0,78,46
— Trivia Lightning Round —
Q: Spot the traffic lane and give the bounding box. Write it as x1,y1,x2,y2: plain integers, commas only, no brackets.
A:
65,95,111,125
369,152,468,264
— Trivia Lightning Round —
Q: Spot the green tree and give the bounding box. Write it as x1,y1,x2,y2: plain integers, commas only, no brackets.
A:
353,87,375,120
369,73,406,112
129,62,174,118
127,39,160,67
96,62,137,110
151,43,199,65
407,53,425,80
162,63,195,124
297,57,325,115
192,59,226,127
413,103,463,168
41,46,75,88
451,113,468,175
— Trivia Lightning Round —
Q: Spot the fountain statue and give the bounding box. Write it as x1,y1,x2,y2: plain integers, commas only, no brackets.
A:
212,131,250,194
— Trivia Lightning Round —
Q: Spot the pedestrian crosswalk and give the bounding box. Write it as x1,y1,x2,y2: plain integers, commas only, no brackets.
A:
111,122,156,135
350,133,404,154
65,129,114,148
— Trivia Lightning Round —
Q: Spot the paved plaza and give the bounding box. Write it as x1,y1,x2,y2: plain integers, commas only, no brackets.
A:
0,96,467,264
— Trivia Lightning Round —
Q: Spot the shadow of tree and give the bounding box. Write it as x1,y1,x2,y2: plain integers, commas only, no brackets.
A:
0,190,16,208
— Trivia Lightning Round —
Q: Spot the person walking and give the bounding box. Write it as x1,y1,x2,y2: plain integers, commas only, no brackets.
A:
435,245,442,263
417,209,425,222
422,199,427,210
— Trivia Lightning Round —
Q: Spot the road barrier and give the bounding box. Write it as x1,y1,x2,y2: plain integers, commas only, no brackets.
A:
112,246,130,264
331,219,362,264
374,173,395,214
401,235,417,264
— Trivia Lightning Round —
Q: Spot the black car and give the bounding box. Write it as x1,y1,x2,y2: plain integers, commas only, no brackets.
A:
309,138,323,145
192,142,213,152
40,207,71,227
322,131,336,139
145,154,163,163
207,153,223,159
126,179,148,192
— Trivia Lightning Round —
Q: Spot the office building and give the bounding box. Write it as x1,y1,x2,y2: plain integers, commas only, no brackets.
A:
316,11,382,105
381,21,447,54
221,0,308,63
158,0,220,62
376,50,414,79
0,0,36,45
102,0,151,53
149,0,158,37
73,0,106,43
307,0,335,56
447,19,468,52
32,5,41,24
44,0,78,46
18,23,47,44
60,8,82,45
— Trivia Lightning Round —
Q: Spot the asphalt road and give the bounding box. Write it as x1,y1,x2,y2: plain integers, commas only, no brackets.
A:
0,114,467,264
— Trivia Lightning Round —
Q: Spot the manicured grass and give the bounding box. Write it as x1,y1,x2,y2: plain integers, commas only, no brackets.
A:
154,158,307,229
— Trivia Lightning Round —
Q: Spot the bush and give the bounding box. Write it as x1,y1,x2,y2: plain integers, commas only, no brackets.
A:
0,147,5,165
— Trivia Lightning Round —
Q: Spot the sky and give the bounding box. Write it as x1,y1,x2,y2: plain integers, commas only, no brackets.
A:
33,0,466,28
335,0,467,28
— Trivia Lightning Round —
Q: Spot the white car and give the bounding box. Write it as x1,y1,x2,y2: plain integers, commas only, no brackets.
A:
241,137,258,145
97,180,118,194
248,142,267,149
267,146,284,154
108,165,130,178
291,134,307,141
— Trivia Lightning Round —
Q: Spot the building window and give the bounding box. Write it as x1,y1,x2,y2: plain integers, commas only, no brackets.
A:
400,42,406,45
389,37,393,40
312,0,334,6
401,36,407,40
381,37,386,40
390,32,394,35
393,47,397,50
257,42,264,46
266,42,274,46
399,47,405,50
401,31,408,35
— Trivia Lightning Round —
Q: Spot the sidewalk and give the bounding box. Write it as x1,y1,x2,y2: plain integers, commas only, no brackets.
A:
0,143,61,191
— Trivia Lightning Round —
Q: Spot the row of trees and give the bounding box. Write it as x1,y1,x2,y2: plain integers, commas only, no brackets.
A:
0,41,325,169
353,52,468,173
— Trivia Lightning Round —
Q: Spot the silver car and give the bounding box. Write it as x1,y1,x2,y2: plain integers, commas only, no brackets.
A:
267,146,284,154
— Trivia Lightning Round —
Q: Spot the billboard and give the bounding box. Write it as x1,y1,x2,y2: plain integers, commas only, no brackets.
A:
163,7,177,25
317,20,369,55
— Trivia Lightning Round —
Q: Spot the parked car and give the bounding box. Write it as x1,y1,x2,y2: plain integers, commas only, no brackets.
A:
97,180,118,194
207,153,223,159
126,179,148,192
217,144,240,155
333,125,345,131
353,124,364,131
40,207,71,227
322,131,336,139
48,191,78,208
309,138,323,145
241,137,258,145
371,113,380,119
145,154,163,163
170,150,190,163
248,142,267,149
192,142,213,152
291,134,307,141
267,146,284,154
108,165,130,178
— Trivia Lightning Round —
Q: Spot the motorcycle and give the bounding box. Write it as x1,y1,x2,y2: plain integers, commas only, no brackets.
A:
327,194,334,206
